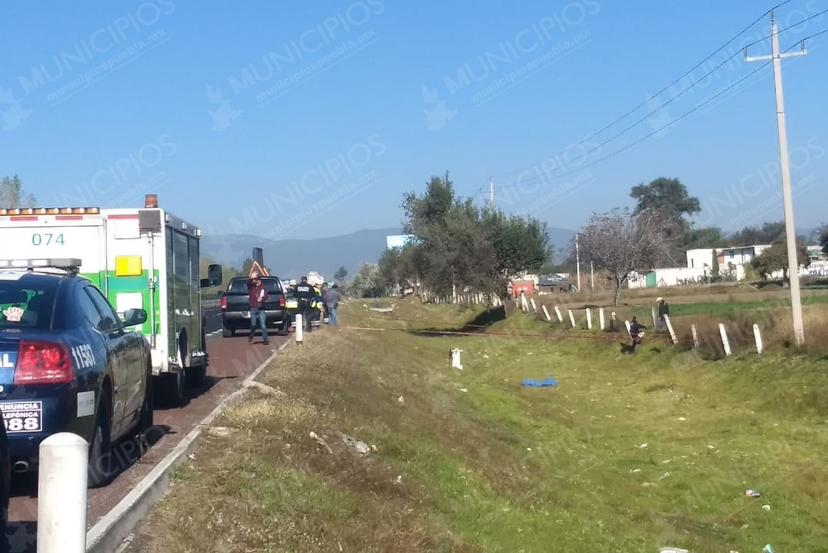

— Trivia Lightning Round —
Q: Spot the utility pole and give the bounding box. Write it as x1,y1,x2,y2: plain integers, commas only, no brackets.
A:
488,178,495,209
575,234,581,292
590,260,594,292
745,11,808,346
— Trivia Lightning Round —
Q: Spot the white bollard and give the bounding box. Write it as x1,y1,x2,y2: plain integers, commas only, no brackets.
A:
520,295,528,312
753,323,764,355
541,305,551,322
719,323,732,357
450,348,463,370
38,433,88,553
690,324,699,348
663,314,677,344
568,309,576,328
586,308,592,330
624,320,631,337
599,308,605,330
529,298,537,313
554,306,563,323
651,306,658,328
295,314,304,343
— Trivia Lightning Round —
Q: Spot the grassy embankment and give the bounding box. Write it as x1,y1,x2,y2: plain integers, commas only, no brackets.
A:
137,299,827,553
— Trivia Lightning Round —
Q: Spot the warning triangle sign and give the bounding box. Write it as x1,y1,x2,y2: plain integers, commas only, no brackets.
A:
248,261,269,277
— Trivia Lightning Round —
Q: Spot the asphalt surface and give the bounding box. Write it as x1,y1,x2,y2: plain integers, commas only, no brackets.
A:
4,307,286,552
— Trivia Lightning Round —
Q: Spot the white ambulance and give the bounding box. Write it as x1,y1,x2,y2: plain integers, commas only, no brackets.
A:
0,194,222,405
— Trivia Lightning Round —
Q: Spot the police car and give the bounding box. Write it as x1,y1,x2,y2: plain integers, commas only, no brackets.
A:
0,258,153,487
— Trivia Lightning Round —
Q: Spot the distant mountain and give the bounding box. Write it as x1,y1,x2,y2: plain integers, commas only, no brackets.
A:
202,225,577,278
201,228,400,279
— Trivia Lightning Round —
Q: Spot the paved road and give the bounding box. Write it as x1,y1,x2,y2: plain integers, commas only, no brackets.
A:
4,321,287,552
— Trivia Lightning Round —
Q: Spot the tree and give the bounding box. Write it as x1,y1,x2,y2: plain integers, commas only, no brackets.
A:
334,266,348,283
751,240,809,281
629,177,701,264
0,175,35,208
630,177,701,218
241,258,254,275
728,221,785,245
819,224,828,256
578,208,673,305
348,263,386,298
687,226,724,249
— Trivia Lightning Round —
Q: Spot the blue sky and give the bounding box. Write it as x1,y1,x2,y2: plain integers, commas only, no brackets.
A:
1,0,826,240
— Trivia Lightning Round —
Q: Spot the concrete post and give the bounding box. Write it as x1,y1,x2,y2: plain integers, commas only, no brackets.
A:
598,307,605,331
719,323,732,357
541,305,551,322
624,320,631,337
554,306,563,323
753,323,764,355
529,298,537,313
586,308,592,330
568,309,576,328
295,314,304,343
38,433,88,553
450,348,463,370
690,324,699,348
663,314,677,344
651,306,658,328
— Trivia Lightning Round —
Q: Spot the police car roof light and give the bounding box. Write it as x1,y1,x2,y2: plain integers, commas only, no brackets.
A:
0,258,82,273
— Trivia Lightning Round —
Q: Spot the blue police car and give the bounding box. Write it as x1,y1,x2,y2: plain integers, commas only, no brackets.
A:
0,259,153,487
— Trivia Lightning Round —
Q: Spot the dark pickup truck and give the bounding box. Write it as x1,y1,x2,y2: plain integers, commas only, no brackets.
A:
220,276,290,337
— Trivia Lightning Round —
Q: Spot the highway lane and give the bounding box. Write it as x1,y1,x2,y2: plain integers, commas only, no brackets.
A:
5,325,288,552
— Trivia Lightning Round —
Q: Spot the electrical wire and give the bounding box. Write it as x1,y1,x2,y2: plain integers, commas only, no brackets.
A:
486,0,797,183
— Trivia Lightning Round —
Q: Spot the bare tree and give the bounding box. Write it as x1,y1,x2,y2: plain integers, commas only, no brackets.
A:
578,208,673,305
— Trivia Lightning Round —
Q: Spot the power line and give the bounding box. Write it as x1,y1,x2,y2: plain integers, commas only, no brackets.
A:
488,0,797,182
501,30,824,190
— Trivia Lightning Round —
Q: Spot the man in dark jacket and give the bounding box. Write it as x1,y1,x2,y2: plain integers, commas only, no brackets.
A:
293,276,315,332
629,316,646,353
247,272,268,344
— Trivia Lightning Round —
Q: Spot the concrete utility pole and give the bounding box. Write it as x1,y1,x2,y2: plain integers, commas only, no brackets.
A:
745,11,808,346
488,178,495,208
575,234,581,291
590,260,595,292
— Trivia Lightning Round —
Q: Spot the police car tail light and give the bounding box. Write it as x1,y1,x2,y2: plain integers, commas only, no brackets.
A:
14,341,74,385
220,297,228,311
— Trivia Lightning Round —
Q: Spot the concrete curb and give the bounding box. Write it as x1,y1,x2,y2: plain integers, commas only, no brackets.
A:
86,339,292,553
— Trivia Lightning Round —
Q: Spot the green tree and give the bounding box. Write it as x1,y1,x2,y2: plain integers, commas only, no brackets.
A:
819,224,828,256
334,266,348,283
241,258,254,275
630,177,701,264
728,221,785,245
751,240,809,280
0,175,35,208
687,226,724,249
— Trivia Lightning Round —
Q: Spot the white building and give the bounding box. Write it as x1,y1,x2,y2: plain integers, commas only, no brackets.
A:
685,245,772,280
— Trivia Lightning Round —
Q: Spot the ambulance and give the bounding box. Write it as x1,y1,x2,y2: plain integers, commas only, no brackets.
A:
0,194,221,405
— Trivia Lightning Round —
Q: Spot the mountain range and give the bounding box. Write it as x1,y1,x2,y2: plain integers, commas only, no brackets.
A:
201,226,576,279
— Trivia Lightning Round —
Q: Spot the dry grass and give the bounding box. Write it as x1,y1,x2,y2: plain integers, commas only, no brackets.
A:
133,301,828,553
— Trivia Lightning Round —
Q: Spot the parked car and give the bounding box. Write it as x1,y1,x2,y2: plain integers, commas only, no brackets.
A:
537,274,577,293
0,261,153,487
220,276,289,337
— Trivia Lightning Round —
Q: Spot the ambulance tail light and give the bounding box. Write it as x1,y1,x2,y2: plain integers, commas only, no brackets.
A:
220,297,228,311
14,341,75,385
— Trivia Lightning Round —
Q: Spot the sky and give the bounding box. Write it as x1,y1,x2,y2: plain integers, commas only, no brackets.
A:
1,0,827,240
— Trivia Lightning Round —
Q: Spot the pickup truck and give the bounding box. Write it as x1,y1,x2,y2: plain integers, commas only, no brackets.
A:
220,276,290,337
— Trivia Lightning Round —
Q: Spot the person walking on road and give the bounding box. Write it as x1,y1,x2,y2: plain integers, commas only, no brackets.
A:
247,272,269,345
656,297,670,330
323,284,342,327
294,276,315,333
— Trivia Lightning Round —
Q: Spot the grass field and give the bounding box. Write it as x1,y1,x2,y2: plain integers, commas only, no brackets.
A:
135,299,827,552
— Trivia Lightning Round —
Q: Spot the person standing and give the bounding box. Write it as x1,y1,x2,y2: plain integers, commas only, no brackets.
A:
247,272,268,345
324,284,342,326
293,276,315,333
656,297,670,330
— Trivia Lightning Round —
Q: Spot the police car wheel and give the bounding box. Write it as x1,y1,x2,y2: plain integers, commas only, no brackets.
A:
88,398,113,488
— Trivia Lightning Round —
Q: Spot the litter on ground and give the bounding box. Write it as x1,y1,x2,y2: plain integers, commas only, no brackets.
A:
521,377,558,388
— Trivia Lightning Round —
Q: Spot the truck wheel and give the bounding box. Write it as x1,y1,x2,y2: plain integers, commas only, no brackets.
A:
170,370,187,406
139,365,154,433
88,394,113,488
187,361,206,386
222,325,234,338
